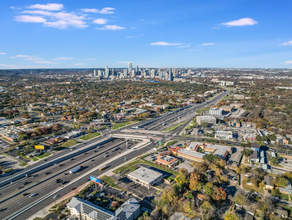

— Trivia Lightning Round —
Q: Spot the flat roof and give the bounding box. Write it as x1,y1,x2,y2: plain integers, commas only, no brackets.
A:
128,166,163,184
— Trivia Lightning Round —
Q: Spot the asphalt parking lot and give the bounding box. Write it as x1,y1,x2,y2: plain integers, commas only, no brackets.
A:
117,176,158,199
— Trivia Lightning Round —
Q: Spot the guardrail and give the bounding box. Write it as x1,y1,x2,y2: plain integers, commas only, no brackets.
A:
0,138,114,187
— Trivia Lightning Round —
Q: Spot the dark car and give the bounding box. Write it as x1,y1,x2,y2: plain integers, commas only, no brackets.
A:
71,188,76,190
23,181,29,185
23,193,30,196
56,179,62,183
17,186,23,190
58,164,64,167
62,180,69,185
44,172,51,175
0,208,7,212
71,158,75,161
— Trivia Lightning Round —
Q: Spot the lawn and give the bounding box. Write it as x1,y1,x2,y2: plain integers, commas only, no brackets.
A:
19,162,28,167
163,122,186,132
100,175,122,190
4,168,14,173
112,121,131,130
196,107,210,113
113,160,141,174
54,139,78,151
32,157,39,161
36,153,51,159
98,126,107,130
80,132,101,141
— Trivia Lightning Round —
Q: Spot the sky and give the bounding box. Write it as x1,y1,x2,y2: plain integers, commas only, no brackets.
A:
1,0,292,69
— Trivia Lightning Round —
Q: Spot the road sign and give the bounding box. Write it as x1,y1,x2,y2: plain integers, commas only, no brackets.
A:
90,176,101,184
35,145,44,150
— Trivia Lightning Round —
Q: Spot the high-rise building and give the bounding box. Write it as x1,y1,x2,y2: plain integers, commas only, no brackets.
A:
105,66,109,77
93,70,97,77
159,70,164,79
98,70,102,76
136,65,138,73
128,62,132,73
169,68,173,81
111,68,115,76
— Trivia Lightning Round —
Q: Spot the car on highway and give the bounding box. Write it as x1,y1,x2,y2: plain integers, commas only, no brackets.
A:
62,180,69,185
94,150,98,152
54,163,58,165
104,154,109,157
71,188,76,190
23,181,30,185
64,173,69,175
0,208,7,212
17,186,23,190
58,164,64,167
30,193,37,198
56,179,62,183
44,172,51,175
23,193,30,196
53,195,59,199
71,158,75,160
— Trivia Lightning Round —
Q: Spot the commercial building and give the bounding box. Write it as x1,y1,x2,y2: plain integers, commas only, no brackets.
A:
196,116,216,126
170,142,232,162
127,166,163,189
155,155,179,167
215,130,233,139
67,197,140,220
220,106,233,113
209,108,223,116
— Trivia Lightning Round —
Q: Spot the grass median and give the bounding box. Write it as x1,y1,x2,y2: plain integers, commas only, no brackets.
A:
80,132,101,141
163,122,185,132
112,121,131,130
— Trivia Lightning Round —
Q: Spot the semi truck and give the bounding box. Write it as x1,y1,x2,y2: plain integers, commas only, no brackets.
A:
70,166,83,174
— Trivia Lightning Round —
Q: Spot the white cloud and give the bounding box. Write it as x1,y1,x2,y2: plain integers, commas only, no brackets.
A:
177,44,191,48
34,60,57,64
21,10,54,16
85,58,97,61
81,7,115,14
150,42,183,46
25,57,43,61
27,3,63,11
126,34,143,38
72,63,85,65
279,41,292,46
0,52,6,55
15,15,46,23
97,7,115,14
283,61,292,65
222,18,258,27
10,54,36,58
81,8,98,13
93,18,107,24
97,25,125,30
52,57,74,60
201,43,216,46
16,8,87,29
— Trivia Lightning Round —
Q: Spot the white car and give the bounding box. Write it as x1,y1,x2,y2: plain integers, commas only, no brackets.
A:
53,195,59,199
30,193,37,198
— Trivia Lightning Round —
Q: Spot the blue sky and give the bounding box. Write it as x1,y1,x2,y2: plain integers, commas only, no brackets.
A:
1,0,292,69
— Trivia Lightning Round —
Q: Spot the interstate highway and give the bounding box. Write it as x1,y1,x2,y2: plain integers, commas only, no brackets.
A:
3,141,155,220
0,138,136,219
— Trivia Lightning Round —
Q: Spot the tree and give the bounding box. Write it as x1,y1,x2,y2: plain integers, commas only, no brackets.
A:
175,168,189,186
204,182,213,196
259,182,265,188
241,148,253,157
185,191,194,199
224,212,239,220
52,123,62,131
189,172,201,191
212,187,227,201
277,177,288,188
200,201,215,219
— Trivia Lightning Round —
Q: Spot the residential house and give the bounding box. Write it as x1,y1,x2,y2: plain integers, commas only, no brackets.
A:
250,143,260,151
279,180,292,195
264,175,274,189
249,151,259,163
62,115,73,121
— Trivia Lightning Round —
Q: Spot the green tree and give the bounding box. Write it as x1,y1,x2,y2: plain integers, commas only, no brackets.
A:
277,177,288,188
224,212,239,220
204,182,213,196
201,122,209,128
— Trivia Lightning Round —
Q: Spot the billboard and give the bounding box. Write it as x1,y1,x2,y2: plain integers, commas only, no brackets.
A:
35,145,45,150
90,176,101,184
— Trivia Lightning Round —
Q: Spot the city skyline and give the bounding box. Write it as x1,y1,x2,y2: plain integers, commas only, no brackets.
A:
1,0,292,69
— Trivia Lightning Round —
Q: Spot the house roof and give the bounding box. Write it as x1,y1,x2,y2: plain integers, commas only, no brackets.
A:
111,198,140,220
264,175,273,186
250,143,260,149
249,150,258,159
128,166,163,184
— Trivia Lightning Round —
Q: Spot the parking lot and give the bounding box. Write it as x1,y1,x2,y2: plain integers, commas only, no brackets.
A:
0,153,21,171
0,139,10,150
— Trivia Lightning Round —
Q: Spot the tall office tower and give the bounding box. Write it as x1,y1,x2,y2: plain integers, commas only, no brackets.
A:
150,69,155,78
136,65,138,73
159,70,164,79
123,69,128,76
111,68,115,76
105,66,109,77
169,68,173,81
93,70,97,77
131,70,136,78
128,62,132,73
98,70,102,76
